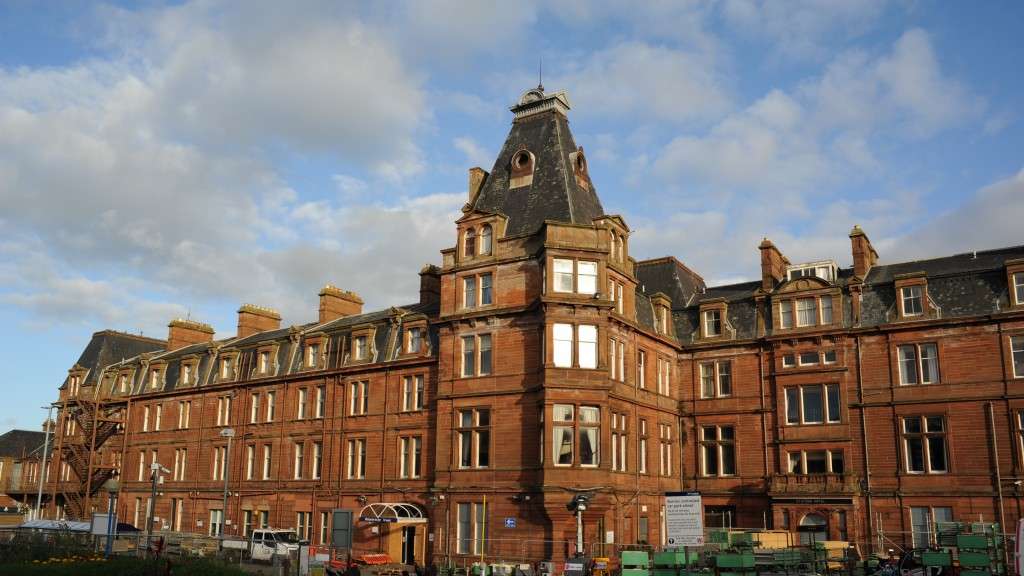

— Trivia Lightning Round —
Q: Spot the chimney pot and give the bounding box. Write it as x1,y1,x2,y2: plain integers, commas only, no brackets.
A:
849,225,879,279
237,304,281,338
419,264,441,306
318,286,364,323
167,318,214,351
759,238,789,291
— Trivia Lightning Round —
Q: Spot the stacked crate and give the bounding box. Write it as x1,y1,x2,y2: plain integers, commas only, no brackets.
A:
956,526,1005,576
622,551,651,576
653,550,699,576
716,534,755,576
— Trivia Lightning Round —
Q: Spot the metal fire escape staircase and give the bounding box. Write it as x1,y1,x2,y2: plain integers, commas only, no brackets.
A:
59,397,123,519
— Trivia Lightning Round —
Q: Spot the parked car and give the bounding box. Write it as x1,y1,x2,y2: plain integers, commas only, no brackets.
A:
221,528,303,562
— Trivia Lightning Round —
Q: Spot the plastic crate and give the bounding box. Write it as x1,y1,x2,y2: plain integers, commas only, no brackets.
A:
921,551,952,567
959,552,993,568
957,534,990,549
622,551,650,569
717,553,755,569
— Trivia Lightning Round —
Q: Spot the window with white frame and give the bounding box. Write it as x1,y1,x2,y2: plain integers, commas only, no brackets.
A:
293,442,304,479
638,418,648,474
209,509,223,537
823,350,837,364
796,298,816,327
898,343,940,385
703,309,722,337
903,415,947,473
785,384,841,425
173,448,187,481
306,342,320,368
212,446,227,481
553,324,597,369
700,425,734,476
353,335,368,361
258,351,271,374
315,386,325,418
407,327,423,354
262,444,272,479
901,285,924,316
215,396,231,426
788,449,844,474
637,350,646,389
319,511,330,545
457,502,486,555
457,409,490,468
463,228,476,257
579,406,600,467
265,391,276,422
245,445,255,480
346,438,366,479
799,351,819,366
659,423,675,476
609,279,624,314
118,374,129,393
552,404,574,466
181,363,194,385
699,361,731,398
154,404,162,431
1014,272,1024,305
480,224,492,255
463,276,476,308
250,393,261,424
178,401,191,429
312,441,322,479
403,375,425,412
552,258,598,294
297,388,308,420
399,436,422,478
142,406,150,432
611,413,628,472
656,357,671,395
349,381,369,415
150,369,161,389
779,301,793,329
609,338,625,381
911,506,953,547
221,356,234,380
782,354,796,368
820,297,834,324
461,334,492,376
1010,336,1023,378
296,512,312,542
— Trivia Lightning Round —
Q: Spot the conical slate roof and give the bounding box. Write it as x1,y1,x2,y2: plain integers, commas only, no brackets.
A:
471,88,605,237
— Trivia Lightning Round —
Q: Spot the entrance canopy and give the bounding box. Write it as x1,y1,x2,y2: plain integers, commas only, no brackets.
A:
358,503,427,524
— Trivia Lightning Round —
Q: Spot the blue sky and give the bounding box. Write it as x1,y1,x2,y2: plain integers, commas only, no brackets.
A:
0,0,1022,430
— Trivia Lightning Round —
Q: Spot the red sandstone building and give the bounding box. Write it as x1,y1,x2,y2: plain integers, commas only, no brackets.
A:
23,87,1024,564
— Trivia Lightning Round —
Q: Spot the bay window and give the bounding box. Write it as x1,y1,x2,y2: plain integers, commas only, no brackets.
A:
785,384,841,425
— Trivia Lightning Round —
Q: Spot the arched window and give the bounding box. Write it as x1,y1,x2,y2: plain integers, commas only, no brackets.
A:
464,228,476,257
610,232,617,261
480,224,492,255
799,513,828,545
616,236,625,262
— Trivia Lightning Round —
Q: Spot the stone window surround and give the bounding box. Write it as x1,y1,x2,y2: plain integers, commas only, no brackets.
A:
217,350,240,382
301,333,327,370
458,268,497,310
349,326,376,364
894,273,933,320
1006,259,1024,308
698,299,730,341
774,292,840,332
401,319,429,357
178,355,201,387
253,344,280,376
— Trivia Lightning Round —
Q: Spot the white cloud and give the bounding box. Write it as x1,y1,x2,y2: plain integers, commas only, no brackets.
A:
453,136,492,168
555,41,732,124
721,0,889,61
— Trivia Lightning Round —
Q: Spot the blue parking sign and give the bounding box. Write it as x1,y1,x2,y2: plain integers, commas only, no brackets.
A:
505,517,516,528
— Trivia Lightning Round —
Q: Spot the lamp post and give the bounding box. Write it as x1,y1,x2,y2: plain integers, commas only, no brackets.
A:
219,428,235,547
102,478,120,557
146,462,170,553
567,494,590,557
35,405,54,520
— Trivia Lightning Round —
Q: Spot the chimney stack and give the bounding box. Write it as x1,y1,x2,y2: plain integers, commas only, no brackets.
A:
468,167,488,203
849,225,879,279
759,238,789,291
318,285,364,323
167,318,214,351
237,304,281,338
419,264,441,306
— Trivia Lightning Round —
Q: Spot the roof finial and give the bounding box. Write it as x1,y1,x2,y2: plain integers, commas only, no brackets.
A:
538,56,544,92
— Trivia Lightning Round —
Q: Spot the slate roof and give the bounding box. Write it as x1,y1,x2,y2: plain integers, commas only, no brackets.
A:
67,331,166,388
635,257,707,309
0,430,47,459
471,90,604,237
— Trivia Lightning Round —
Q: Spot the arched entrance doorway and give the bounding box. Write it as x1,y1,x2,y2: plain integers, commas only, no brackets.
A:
798,513,828,545
358,503,428,565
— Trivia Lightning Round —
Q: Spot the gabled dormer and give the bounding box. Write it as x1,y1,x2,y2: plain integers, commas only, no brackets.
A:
892,272,939,321
772,275,841,332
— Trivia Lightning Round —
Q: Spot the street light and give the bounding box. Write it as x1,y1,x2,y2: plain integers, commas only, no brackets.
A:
146,462,170,553
102,478,120,557
219,428,235,547
35,405,54,521
567,494,590,557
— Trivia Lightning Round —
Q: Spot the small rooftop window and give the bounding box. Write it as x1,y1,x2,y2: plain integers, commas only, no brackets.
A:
787,260,838,282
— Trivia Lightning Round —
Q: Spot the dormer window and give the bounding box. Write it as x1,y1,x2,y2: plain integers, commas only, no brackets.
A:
704,310,722,337
150,369,161,389
464,229,476,257
509,149,535,188
480,224,492,255
220,356,234,379
258,351,271,374
354,335,368,361
901,285,924,316
787,261,837,282
407,328,423,354
118,374,129,394
1012,272,1024,306
182,363,194,385
306,342,320,367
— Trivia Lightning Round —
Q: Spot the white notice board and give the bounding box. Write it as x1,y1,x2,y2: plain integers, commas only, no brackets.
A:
665,492,704,547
